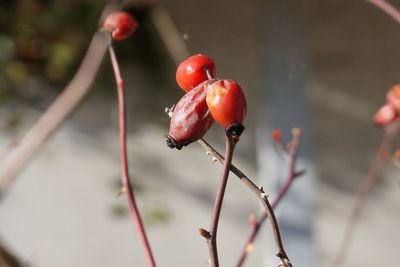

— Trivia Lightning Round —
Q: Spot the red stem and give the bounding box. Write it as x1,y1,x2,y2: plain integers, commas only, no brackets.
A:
331,120,400,267
108,43,156,267
206,135,236,267
235,130,303,267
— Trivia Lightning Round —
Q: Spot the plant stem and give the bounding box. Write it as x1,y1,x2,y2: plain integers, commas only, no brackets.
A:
108,43,156,267
235,130,303,267
0,4,119,195
366,0,400,24
330,120,400,267
205,135,236,267
198,136,294,267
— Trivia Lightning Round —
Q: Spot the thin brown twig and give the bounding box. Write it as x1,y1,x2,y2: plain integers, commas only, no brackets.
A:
197,136,293,267
330,119,400,267
201,134,236,267
0,3,119,194
234,129,303,267
108,42,156,267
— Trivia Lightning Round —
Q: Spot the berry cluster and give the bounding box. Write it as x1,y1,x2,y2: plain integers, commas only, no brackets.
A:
167,54,247,149
374,84,400,126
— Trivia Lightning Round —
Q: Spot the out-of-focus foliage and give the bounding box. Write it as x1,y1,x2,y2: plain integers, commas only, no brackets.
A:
0,0,103,101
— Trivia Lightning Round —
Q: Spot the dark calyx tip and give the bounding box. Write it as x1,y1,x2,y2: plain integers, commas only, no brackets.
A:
165,135,183,150
225,123,245,138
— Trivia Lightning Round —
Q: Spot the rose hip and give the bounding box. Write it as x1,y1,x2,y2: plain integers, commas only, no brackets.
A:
166,80,215,149
386,84,400,110
103,12,138,41
206,79,247,136
374,103,399,126
176,54,216,92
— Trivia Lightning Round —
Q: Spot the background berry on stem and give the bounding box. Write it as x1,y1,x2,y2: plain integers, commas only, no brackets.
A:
103,12,138,41
373,103,399,126
386,84,400,110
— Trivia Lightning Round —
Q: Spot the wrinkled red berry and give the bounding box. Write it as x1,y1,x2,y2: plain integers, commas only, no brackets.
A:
206,79,247,135
176,54,216,92
167,80,215,149
374,103,399,126
103,12,138,41
386,84,400,110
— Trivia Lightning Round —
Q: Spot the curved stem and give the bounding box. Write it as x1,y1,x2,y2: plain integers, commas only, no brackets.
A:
198,136,294,267
205,135,236,267
235,130,303,267
331,120,400,267
366,0,400,24
108,43,156,267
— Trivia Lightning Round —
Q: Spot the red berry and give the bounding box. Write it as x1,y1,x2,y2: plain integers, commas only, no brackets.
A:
176,54,216,92
206,79,247,130
167,80,215,149
271,128,282,142
373,104,399,126
386,84,400,110
103,12,138,41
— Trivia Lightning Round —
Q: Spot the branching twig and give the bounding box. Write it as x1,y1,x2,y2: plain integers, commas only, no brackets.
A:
234,129,303,267
108,42,156,267
330,119,400,267
198,135,294,267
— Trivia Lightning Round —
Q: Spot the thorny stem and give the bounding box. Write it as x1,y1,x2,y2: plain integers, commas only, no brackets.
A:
235,129,303,267
198,135,295,267
108,42,156,267
205,135,236,267
331,119,400,267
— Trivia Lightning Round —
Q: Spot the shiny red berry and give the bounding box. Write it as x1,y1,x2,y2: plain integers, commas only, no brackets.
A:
103,12,138,41
167,80,215,149
374,103,399,126
176,54,216,92
206,79,247,132
386,84,400,110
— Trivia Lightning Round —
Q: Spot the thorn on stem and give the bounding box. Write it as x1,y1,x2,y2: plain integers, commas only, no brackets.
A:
117,186,127,197
198,228,211,240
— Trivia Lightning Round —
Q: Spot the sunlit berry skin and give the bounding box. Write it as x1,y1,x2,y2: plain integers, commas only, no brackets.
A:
386,84,400,110
167,80,215,149
176,54,216,92
206,79,247,129
103,12,138,41
374,103,399,126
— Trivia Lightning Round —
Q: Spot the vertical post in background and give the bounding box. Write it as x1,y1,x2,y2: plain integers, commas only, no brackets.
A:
257,1,315,267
